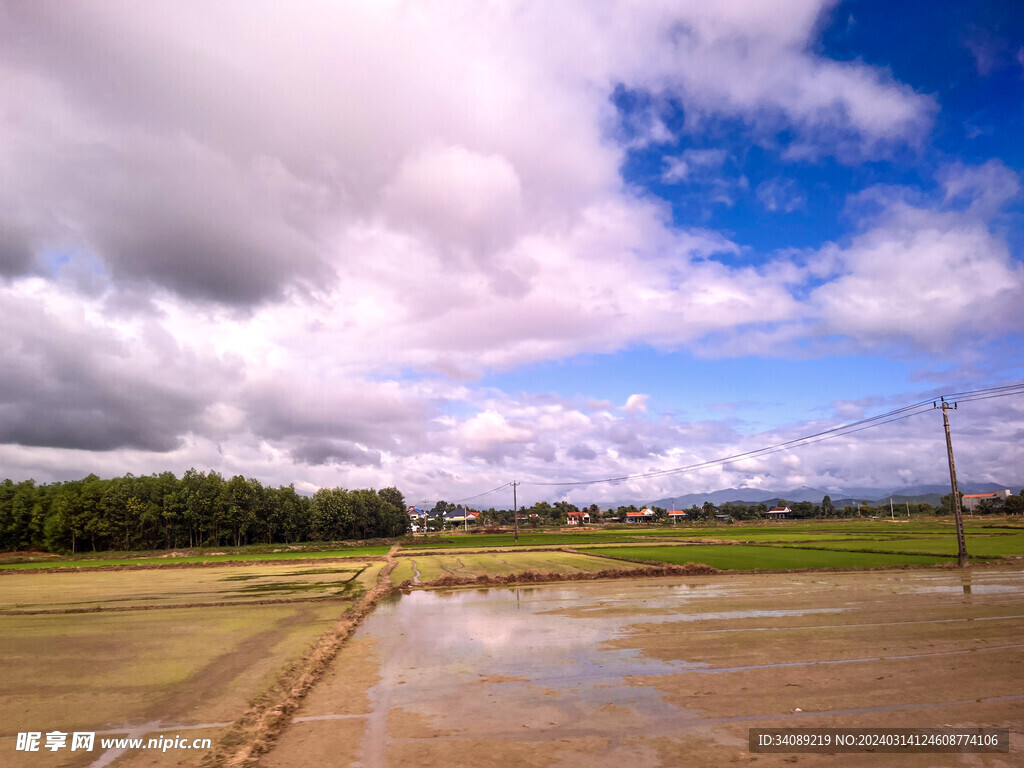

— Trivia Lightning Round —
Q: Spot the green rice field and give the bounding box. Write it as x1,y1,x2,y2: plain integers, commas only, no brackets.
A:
777,533,1024,558
583,543,953,570
390,550,643,584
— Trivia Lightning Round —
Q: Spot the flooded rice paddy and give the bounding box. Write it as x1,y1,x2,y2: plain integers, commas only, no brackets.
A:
264,567,1024,767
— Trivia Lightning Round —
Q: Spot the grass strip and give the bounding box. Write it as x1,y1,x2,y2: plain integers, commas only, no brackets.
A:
0,547,390,572
405,562,719,589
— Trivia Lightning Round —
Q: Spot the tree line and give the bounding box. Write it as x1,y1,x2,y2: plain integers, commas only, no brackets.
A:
0,470,410,554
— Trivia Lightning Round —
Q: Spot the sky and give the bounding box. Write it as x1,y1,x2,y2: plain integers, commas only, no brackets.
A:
1,0,1023,508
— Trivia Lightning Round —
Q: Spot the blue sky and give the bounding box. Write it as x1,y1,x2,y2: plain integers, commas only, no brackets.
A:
0,0,1022,505
482,349,928,428
478,0,1024,487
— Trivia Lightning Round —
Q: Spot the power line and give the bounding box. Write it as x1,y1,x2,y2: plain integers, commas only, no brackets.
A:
944,388,1024,406
524,382,1024,489
415,480,512,509
425,381,1024,504
945,382,1024,399
527,404,935,488
454,481,513,503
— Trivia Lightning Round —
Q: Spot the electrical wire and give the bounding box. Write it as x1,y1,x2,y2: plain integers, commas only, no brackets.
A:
528,404,935,487
427,381,1024,503
414,480,513,509
524,382,1024,489
453,481,513,503
945,382,1024,399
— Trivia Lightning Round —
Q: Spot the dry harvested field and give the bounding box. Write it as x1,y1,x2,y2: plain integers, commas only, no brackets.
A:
0,561,383,768
264,567,1024,768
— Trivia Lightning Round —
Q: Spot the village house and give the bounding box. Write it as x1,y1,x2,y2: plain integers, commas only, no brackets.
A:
407,506,427,531
625,508,656,523
962,490,1011,511
766,506,792,520
445,509,480,527
667,510,687,523
566,511,591,526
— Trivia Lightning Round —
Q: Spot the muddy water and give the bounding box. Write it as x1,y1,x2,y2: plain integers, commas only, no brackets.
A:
269,569,1024,767
354,583,724,768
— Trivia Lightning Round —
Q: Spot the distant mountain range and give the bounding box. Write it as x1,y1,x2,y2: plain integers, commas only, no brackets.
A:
646,482,1020,510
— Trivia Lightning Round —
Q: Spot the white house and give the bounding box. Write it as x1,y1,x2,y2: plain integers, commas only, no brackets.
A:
626,508,656,523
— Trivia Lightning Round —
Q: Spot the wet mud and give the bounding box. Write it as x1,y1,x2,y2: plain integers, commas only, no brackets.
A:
260,567,1024,767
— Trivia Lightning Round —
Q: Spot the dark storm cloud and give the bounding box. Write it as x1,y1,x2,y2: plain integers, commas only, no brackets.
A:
81,149,328,306
0,296,222,451
244,380,433,459
0,223,36,276
567,444,598,460
3,129,332,306
0,402,184,452
0,4,335,306
290,440,382,468
0,234,33,276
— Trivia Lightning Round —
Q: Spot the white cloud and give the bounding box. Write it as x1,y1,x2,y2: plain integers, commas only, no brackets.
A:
809,165,1024,351
661,149,730,184
1,1,1013,502
938,159,1020,217
623,394,651,414
383,145,524,255
756,177,807,212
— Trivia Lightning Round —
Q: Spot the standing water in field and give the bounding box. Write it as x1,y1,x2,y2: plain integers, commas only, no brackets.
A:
353,579,841,767
266,570,1024,768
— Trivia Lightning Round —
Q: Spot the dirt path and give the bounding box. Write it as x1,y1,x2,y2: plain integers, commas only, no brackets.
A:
201,546,400,768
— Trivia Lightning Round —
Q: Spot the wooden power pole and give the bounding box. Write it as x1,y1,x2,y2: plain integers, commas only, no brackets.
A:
937,398,968,567
512,481,519,543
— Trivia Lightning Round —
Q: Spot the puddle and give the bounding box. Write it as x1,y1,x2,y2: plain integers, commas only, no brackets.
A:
666,641,1024,675
354,584,714,767
688,612,1024,634
908,584,1022,594
633,607,845,623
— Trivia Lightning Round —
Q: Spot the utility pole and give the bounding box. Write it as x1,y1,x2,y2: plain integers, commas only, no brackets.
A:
890,497,894,520
512,481,519,543
937,398,968,567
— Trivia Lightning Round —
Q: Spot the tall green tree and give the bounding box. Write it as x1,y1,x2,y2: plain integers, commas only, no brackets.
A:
821,495,835,517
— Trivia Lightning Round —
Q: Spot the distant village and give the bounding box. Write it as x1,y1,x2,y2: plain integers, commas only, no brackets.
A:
407,489,1021,531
